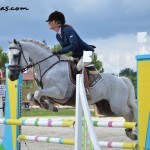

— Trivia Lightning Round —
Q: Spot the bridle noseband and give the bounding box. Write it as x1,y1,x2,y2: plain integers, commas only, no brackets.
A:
8,43,29,73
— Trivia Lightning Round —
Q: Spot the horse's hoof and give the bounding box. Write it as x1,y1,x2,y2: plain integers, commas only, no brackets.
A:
53,107,58,112
125,128,138,141
130,134,138,141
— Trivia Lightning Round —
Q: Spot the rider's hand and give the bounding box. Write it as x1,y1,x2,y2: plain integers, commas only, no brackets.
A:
69,57,74,61
53,51,61,55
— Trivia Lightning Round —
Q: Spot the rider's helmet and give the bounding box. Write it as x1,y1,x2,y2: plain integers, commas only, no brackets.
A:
46,11,66,25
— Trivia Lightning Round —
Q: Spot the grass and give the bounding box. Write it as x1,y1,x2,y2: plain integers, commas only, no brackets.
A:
22,108,95,117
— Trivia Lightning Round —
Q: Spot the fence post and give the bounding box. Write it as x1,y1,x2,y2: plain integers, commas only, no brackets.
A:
75,74,83,150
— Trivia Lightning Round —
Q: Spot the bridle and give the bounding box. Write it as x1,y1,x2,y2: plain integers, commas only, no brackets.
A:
8,42,60,73
8,43,29,73
8,42,61,88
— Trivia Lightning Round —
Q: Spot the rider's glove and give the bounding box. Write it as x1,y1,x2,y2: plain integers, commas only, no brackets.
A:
53,51,61,55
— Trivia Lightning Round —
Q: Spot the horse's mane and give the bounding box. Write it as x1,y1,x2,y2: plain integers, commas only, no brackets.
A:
21,39,52,53
21,39,69,60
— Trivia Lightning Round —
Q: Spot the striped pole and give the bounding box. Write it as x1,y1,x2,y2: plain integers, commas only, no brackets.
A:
18,135,137,149
93,121,137,128
0,118,136,128
18,135,75,145
24,119,137,128
0,119,74,127
98,141,137,149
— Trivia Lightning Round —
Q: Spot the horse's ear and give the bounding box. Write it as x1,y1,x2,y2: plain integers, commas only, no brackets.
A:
13,39,18,44
8,41,11,44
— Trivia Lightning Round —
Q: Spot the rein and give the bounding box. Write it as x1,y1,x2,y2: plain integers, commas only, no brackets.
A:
21,54,59,73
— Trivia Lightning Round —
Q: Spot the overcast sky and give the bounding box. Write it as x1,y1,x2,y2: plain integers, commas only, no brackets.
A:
0,0,150,74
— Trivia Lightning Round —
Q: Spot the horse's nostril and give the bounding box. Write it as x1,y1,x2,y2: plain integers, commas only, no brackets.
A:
10,75,15,81
8,74,18,81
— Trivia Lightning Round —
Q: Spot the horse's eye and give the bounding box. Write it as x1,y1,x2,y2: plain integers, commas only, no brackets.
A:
13,55,18,59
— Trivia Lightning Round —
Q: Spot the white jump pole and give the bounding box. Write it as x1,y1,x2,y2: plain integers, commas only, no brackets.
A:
79,74,100,150
75,74,83,150
75,51,100,150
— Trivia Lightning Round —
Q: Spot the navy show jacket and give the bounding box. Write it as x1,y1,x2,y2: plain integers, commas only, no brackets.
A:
56,26,94,59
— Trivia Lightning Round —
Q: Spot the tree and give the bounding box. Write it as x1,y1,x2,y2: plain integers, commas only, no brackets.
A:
51,44,62,52
91,53,104,72
119,68,136,76
0,47,8,68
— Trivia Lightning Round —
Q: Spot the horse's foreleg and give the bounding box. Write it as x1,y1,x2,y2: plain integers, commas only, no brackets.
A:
31,87,63,112
27,92,35,101
34,87,64,100
27,92,43,108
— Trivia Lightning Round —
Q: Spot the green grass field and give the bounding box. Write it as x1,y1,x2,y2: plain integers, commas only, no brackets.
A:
22,108,95,117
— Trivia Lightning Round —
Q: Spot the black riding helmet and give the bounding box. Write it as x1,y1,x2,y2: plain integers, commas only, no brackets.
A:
46,11,66,25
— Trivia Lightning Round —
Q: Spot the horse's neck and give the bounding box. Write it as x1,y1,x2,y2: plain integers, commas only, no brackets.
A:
22,42,58,77
26,44,51,62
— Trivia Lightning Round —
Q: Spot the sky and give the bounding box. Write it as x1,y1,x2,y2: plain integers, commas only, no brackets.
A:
0,0,150,74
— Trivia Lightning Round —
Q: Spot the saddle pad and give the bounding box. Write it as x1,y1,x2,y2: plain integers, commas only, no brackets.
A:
89,73,102,87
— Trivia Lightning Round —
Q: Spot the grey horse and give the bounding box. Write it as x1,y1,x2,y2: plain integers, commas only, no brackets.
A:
7,39,137,140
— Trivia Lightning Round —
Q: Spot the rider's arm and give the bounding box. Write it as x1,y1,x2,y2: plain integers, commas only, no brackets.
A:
59,27,78,54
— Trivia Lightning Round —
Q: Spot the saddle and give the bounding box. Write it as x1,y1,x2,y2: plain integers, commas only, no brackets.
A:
68,60,102,87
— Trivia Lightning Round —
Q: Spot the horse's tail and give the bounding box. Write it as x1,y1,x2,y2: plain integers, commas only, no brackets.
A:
121,77,137,122
121,77,135,101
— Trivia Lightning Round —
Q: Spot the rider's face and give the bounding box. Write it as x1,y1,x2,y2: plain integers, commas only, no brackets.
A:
48,20,54,29
48,20,59,31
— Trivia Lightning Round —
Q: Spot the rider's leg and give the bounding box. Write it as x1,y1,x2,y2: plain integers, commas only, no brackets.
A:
76,57,83,72
69,57,79,64
77,57,91,99
83,69,91,100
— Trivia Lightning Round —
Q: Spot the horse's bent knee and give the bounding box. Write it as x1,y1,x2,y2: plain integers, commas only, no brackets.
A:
34,91,41,100
27,92,34,101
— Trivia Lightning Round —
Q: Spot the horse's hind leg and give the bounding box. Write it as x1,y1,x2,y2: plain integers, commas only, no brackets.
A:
125,94,137,141
109,99,137,140
122,77,137,140
124,107,137,140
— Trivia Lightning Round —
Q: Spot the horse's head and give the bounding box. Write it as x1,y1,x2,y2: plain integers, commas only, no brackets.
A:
8,39,30,81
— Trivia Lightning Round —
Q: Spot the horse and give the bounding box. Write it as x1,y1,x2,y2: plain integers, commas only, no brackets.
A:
7,39,137,140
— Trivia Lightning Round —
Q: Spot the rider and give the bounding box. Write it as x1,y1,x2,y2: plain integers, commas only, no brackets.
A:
46,10,94,98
